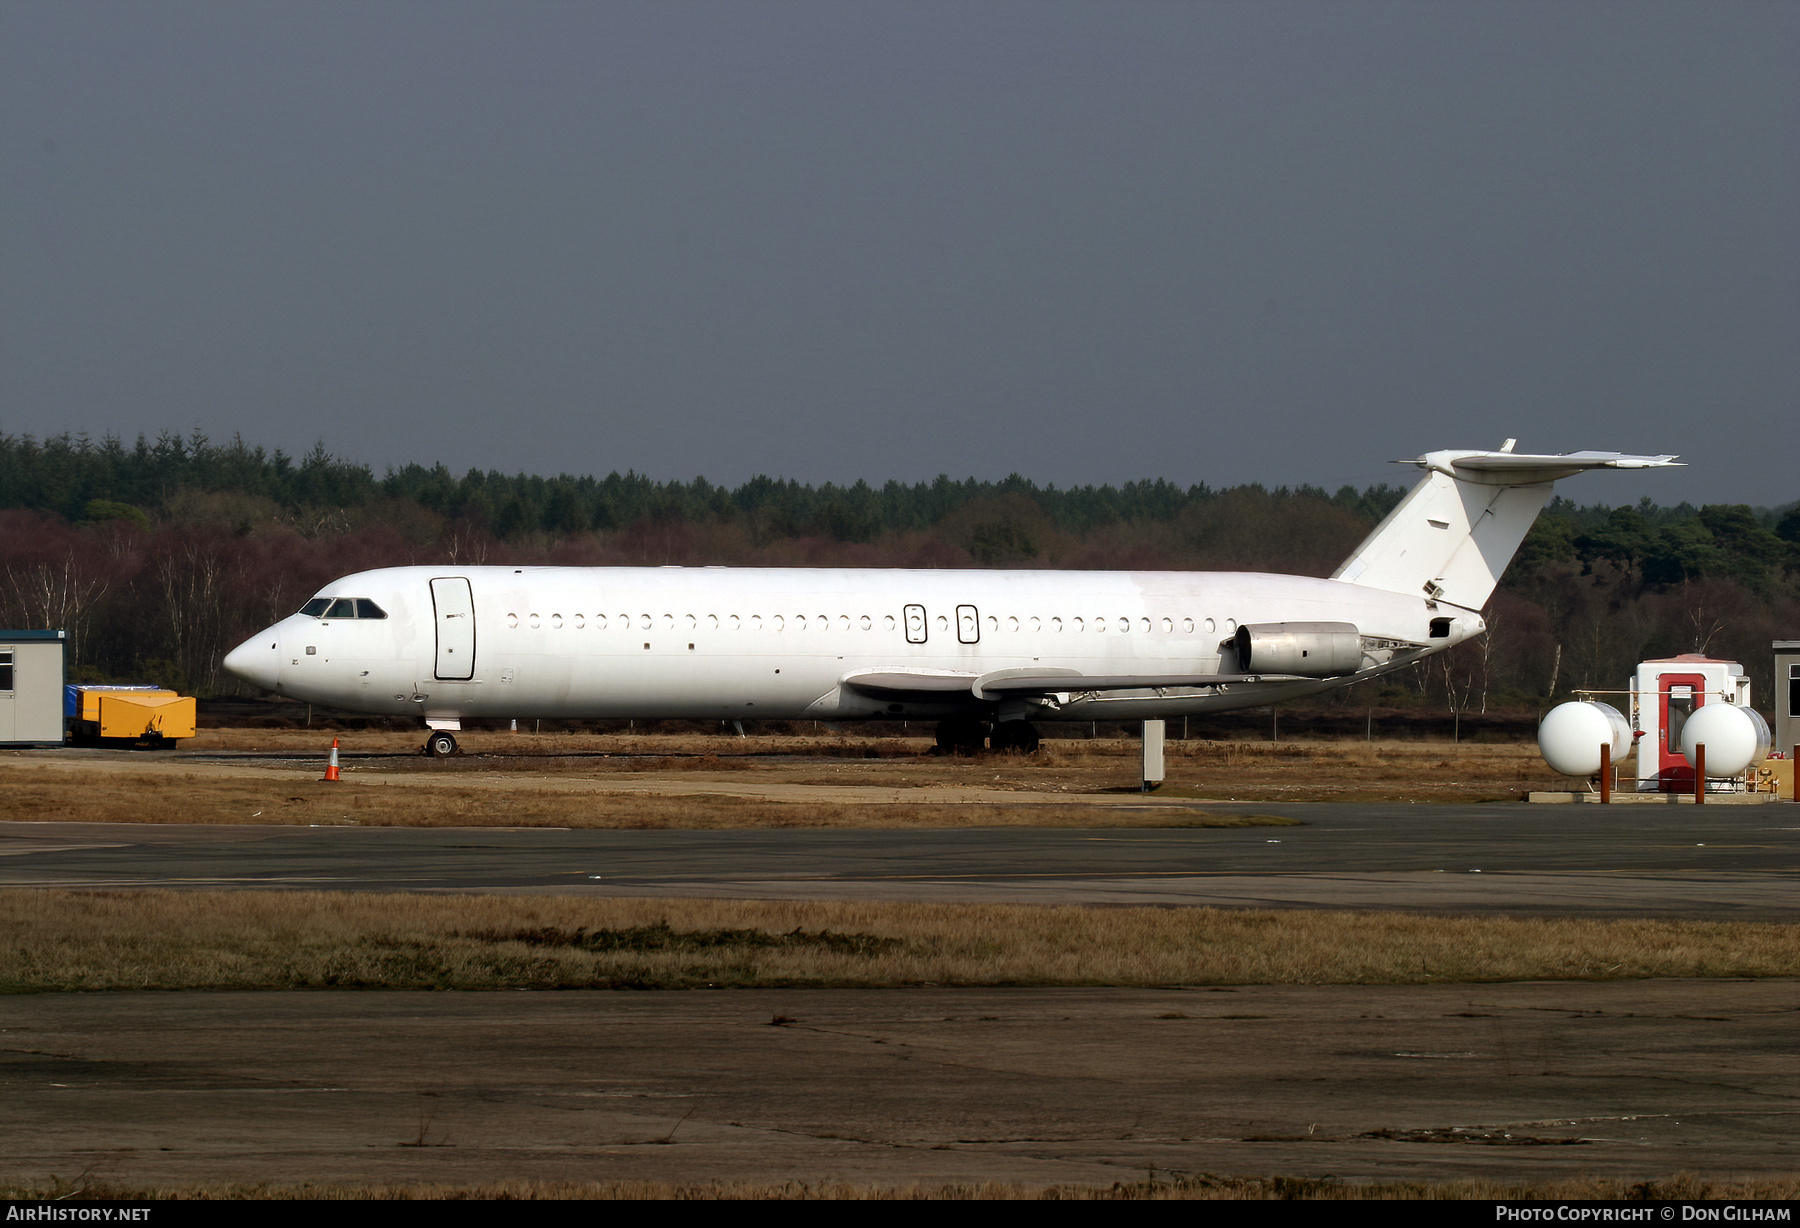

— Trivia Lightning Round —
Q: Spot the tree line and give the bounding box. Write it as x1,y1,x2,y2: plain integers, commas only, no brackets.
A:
0,430,1793,714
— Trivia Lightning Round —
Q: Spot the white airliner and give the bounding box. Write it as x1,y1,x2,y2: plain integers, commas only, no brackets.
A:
224,445,1678,756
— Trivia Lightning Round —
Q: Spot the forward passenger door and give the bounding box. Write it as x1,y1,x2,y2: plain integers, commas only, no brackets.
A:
431,577,476,680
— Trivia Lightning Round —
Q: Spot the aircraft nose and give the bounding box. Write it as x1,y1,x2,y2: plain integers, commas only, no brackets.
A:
223,632,282,692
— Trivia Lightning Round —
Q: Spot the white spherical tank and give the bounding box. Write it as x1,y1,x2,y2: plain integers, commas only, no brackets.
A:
1538,701,1633,777
1680,704,1772,778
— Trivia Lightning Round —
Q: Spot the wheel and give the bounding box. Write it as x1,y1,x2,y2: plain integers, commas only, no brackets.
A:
426,731,458,758
990,720,1040,754
934,718,989,755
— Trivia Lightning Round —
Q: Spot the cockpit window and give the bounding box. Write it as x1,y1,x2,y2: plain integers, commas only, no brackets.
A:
309,597,389,620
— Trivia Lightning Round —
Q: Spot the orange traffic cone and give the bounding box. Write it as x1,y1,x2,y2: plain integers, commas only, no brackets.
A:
323,737,341,782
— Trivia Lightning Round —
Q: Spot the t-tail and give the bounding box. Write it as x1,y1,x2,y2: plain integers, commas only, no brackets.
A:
1331,442,1682,611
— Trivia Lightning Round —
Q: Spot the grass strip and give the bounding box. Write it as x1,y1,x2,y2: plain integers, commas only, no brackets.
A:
5,1174,1796,1200
3,891,1794,991
0,763,1297,827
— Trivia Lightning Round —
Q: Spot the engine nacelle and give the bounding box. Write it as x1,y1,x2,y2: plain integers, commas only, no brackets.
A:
1233,622,1362,677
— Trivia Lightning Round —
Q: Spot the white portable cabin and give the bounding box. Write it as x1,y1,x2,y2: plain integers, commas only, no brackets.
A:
1628,654,1750,791
1775,641,1799,758
0,629,68,746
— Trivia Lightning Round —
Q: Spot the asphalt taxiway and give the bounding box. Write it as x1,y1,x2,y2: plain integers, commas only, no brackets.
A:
5,981,1796,1189
1,800,1795,916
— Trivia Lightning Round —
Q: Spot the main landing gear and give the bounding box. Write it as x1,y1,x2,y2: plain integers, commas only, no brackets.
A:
933,718,1041,755
425,730,459,758
989,720,1041,754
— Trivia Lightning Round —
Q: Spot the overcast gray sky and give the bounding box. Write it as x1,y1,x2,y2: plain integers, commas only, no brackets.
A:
3,1,1794,507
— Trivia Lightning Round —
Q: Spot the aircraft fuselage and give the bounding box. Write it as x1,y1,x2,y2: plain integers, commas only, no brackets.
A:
224,564,1472,726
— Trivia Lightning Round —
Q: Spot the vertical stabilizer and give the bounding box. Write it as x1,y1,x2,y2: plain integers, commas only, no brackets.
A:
1331,447,1681,610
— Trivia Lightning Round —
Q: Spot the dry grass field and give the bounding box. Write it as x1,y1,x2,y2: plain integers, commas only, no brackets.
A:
4,890,1793,992
0,729,1592,832
185,726,1575,804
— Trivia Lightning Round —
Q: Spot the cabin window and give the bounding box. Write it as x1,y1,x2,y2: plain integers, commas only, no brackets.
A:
1051,618,1063,632
1161,618,1173,633
506,613,519,628
575,613,585,629
299,598,331,617
551,613,563,629
529,613,540,629
861,615,872,631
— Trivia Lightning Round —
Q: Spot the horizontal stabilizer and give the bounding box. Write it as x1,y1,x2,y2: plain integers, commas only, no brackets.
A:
1405,448,1682,481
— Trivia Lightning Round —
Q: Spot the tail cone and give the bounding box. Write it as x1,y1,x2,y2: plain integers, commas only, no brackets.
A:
323,737,341,782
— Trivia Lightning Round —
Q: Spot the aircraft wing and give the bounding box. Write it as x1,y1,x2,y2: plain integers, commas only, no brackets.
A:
842,666,1309,701
838,668,982,695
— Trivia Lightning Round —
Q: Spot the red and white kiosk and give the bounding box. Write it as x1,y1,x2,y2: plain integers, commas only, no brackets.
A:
1628,654,1751,792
